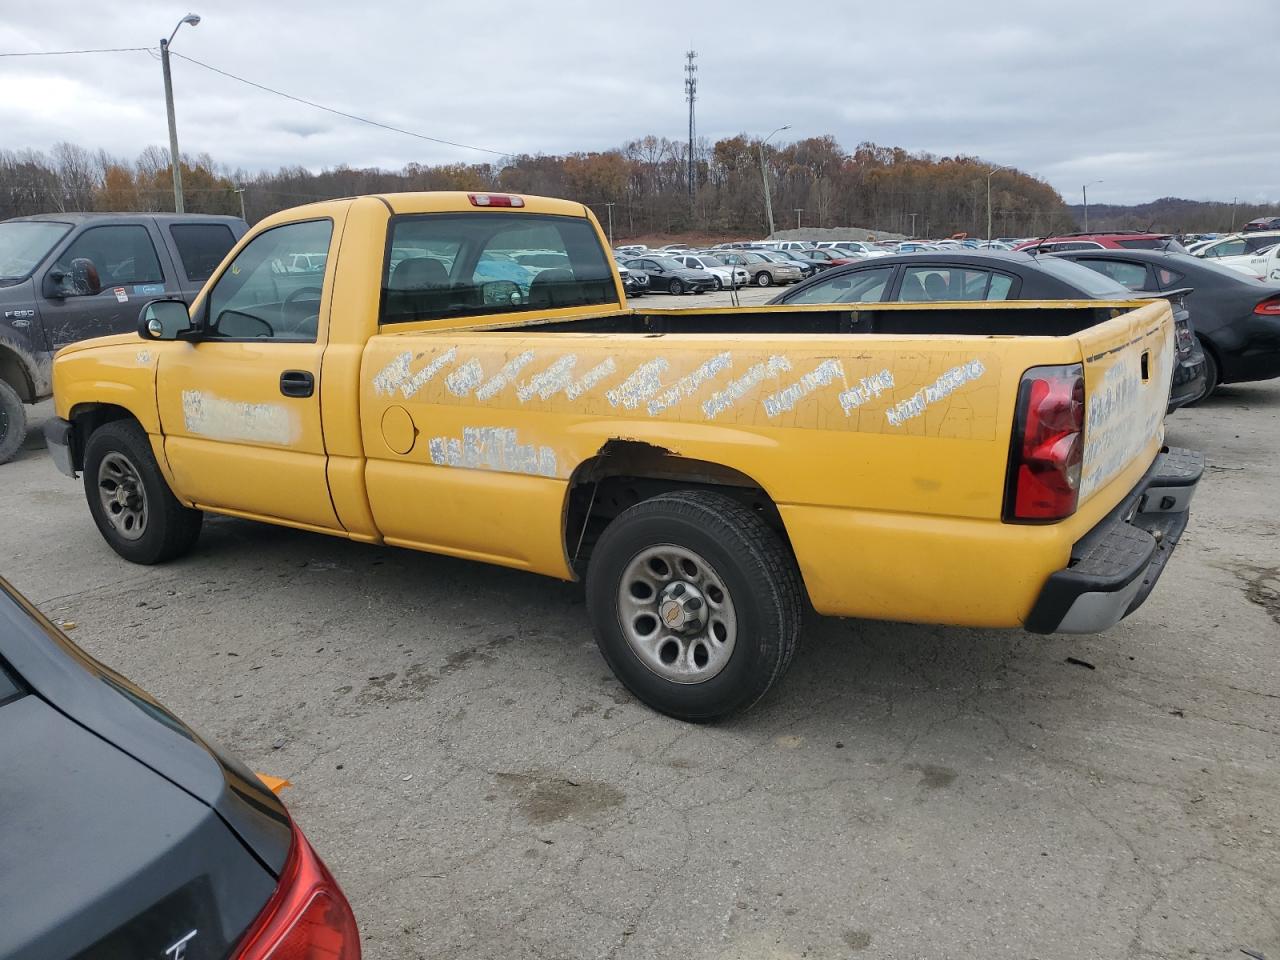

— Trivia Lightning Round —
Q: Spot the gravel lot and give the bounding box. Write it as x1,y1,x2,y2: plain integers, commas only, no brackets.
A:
3,374,1278,959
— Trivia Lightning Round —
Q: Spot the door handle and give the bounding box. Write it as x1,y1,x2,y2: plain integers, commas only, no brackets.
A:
280,370,315,398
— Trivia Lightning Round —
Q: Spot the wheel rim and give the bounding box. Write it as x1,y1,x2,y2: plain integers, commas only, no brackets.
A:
669,279,683,294
756,273,770,286
97,452,149,541
713,277,722,290
617,544,737,684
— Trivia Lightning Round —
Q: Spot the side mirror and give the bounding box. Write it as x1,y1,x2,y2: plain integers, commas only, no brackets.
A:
69,258,102,296
482,280,523,306
138,299,192,341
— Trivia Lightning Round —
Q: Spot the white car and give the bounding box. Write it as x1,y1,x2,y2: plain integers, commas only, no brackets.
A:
815,240,890,258
1220,242,1280,281
1192,231,1280,261
672,254,749,289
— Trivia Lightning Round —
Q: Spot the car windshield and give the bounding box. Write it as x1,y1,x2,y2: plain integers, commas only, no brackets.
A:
0,221,72,280
1037,256,1132,297
696,255,726,268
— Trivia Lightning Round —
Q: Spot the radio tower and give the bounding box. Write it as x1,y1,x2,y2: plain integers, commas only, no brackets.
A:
684,50,698,198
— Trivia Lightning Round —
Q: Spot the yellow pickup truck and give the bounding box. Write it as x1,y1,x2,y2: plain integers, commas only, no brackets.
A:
46,192,1203,720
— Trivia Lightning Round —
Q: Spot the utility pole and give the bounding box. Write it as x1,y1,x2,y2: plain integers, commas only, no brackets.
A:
757,123,790,237
160,13,201,214
684,50,698,199
908,212,918,237
1082,179,1103,232
1229,196,1238,232
604,202,615,248
233,184,246,220
987,165,1010,242
794,208,803,230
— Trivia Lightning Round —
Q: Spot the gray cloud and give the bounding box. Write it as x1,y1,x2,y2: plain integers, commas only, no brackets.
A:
0,0,1275,202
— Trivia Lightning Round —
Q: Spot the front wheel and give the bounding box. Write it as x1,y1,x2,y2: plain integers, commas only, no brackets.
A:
83,420,203,564
668,278,685,295
586,491,804,721
712,276,723,291
754,272,773,287
0,379,27,465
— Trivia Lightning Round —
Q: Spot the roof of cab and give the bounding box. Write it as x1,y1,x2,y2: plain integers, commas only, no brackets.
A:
376,191,588,218
5,212,244,225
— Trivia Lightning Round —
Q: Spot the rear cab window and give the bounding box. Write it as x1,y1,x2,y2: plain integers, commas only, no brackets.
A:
381,213,618,324
169,223,238,282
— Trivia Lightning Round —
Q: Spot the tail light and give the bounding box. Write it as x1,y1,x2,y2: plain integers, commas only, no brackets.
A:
1254,294,1280,316
233,821,361,959
1004,363,1085,523
468,193,524,208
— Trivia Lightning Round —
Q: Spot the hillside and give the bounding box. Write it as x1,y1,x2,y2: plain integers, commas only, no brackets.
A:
1065,196,1280,234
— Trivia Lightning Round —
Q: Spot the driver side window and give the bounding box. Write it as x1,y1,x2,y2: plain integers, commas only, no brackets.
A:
205,219,332,342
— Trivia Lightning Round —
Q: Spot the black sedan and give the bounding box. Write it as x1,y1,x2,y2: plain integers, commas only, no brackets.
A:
0,576,361,960
1050,248,1280,397
769,250,1207,410
623,256,715,295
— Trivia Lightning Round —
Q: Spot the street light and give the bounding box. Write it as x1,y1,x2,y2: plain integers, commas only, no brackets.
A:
1082,179,1103,232
161,13,201,214
604,202,615,248
986,164,1011,242
794,208,803,230
757,123,790,237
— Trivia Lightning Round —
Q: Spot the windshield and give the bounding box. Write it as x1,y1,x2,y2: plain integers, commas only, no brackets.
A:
1038,256,1132,297
696,255,726,268
0,221,72,280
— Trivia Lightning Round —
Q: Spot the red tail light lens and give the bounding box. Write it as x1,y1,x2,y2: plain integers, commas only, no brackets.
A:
1254,295,1280,316
1004,364,1085,522
233,821,361,960
468,193,524,208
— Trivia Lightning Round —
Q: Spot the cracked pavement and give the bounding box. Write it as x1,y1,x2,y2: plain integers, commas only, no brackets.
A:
3,379,1278,960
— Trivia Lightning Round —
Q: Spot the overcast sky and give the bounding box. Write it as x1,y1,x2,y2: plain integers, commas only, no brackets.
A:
1,1,1275,205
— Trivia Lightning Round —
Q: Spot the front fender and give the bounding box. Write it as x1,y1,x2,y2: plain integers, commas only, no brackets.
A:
53,335,161,434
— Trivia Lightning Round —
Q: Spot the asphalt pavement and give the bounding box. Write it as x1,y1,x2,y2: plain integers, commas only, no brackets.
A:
3,375,1277,960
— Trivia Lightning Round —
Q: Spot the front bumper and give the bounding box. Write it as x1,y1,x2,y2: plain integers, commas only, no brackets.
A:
1024,446,1203,634
44,416,77,479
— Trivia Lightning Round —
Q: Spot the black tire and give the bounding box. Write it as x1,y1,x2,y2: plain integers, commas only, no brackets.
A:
712,276,723,291
585,490,804,721
668,278,684,295
0,379,26,465
1186,339,1220,405
83,420,203,564
754,272,773,287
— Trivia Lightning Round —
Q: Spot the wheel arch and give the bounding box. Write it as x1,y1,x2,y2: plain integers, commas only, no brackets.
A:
562,439,802,590
0,342,40,403
67,402,144,473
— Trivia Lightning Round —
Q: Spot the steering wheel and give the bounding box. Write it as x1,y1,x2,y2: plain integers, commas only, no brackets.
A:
281,286,323,332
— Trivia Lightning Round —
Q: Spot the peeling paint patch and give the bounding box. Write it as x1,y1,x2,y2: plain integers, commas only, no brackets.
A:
763,358,845,417
446,358,485,397
646,351,732,416
607,358,669,410
885,359,986,427
839,368,895,415
373,348,457,398
517,354,578,402
566,357,618,401
428,426,557,477
476,350,536,401
135,350,152,366
181,390,298,445
702,355,791,419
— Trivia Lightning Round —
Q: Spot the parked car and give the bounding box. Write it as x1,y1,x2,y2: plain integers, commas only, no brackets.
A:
816,240,890,258
1217,242,1280,282
670,254,748,290
616,262,646,297
769,250,1206,410
0,212,247,464
623,256,714,294
1191,231,1280,261
47,190,1200,720
714,250,803,286
769,241,817,252
0,575,361,959
1015,232,1185,254
1242,217,1280,233
658,243,690,252
753,250,817,279
801,248,858,267
1052,247,1280,397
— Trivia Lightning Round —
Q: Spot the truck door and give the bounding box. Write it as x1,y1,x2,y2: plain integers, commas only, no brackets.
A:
155,217,341,531
39,223,169,348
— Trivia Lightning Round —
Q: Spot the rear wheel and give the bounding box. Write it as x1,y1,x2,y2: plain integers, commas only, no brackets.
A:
0,379,26,465
668,278,685,295
712,276,723,291
586,491,803,721
1187,339,1220,404
754,272,772,287
83,420,203,564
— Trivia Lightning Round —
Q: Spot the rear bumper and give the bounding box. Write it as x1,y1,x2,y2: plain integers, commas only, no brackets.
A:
1024,446,1203,634
1168,351,1208,411
44,416,77,479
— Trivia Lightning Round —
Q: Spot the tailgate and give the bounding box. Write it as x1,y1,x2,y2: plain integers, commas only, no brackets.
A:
1077,300,1176,505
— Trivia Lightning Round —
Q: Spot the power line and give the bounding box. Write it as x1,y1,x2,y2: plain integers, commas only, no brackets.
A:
168,51,509,158
0,47,153,57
